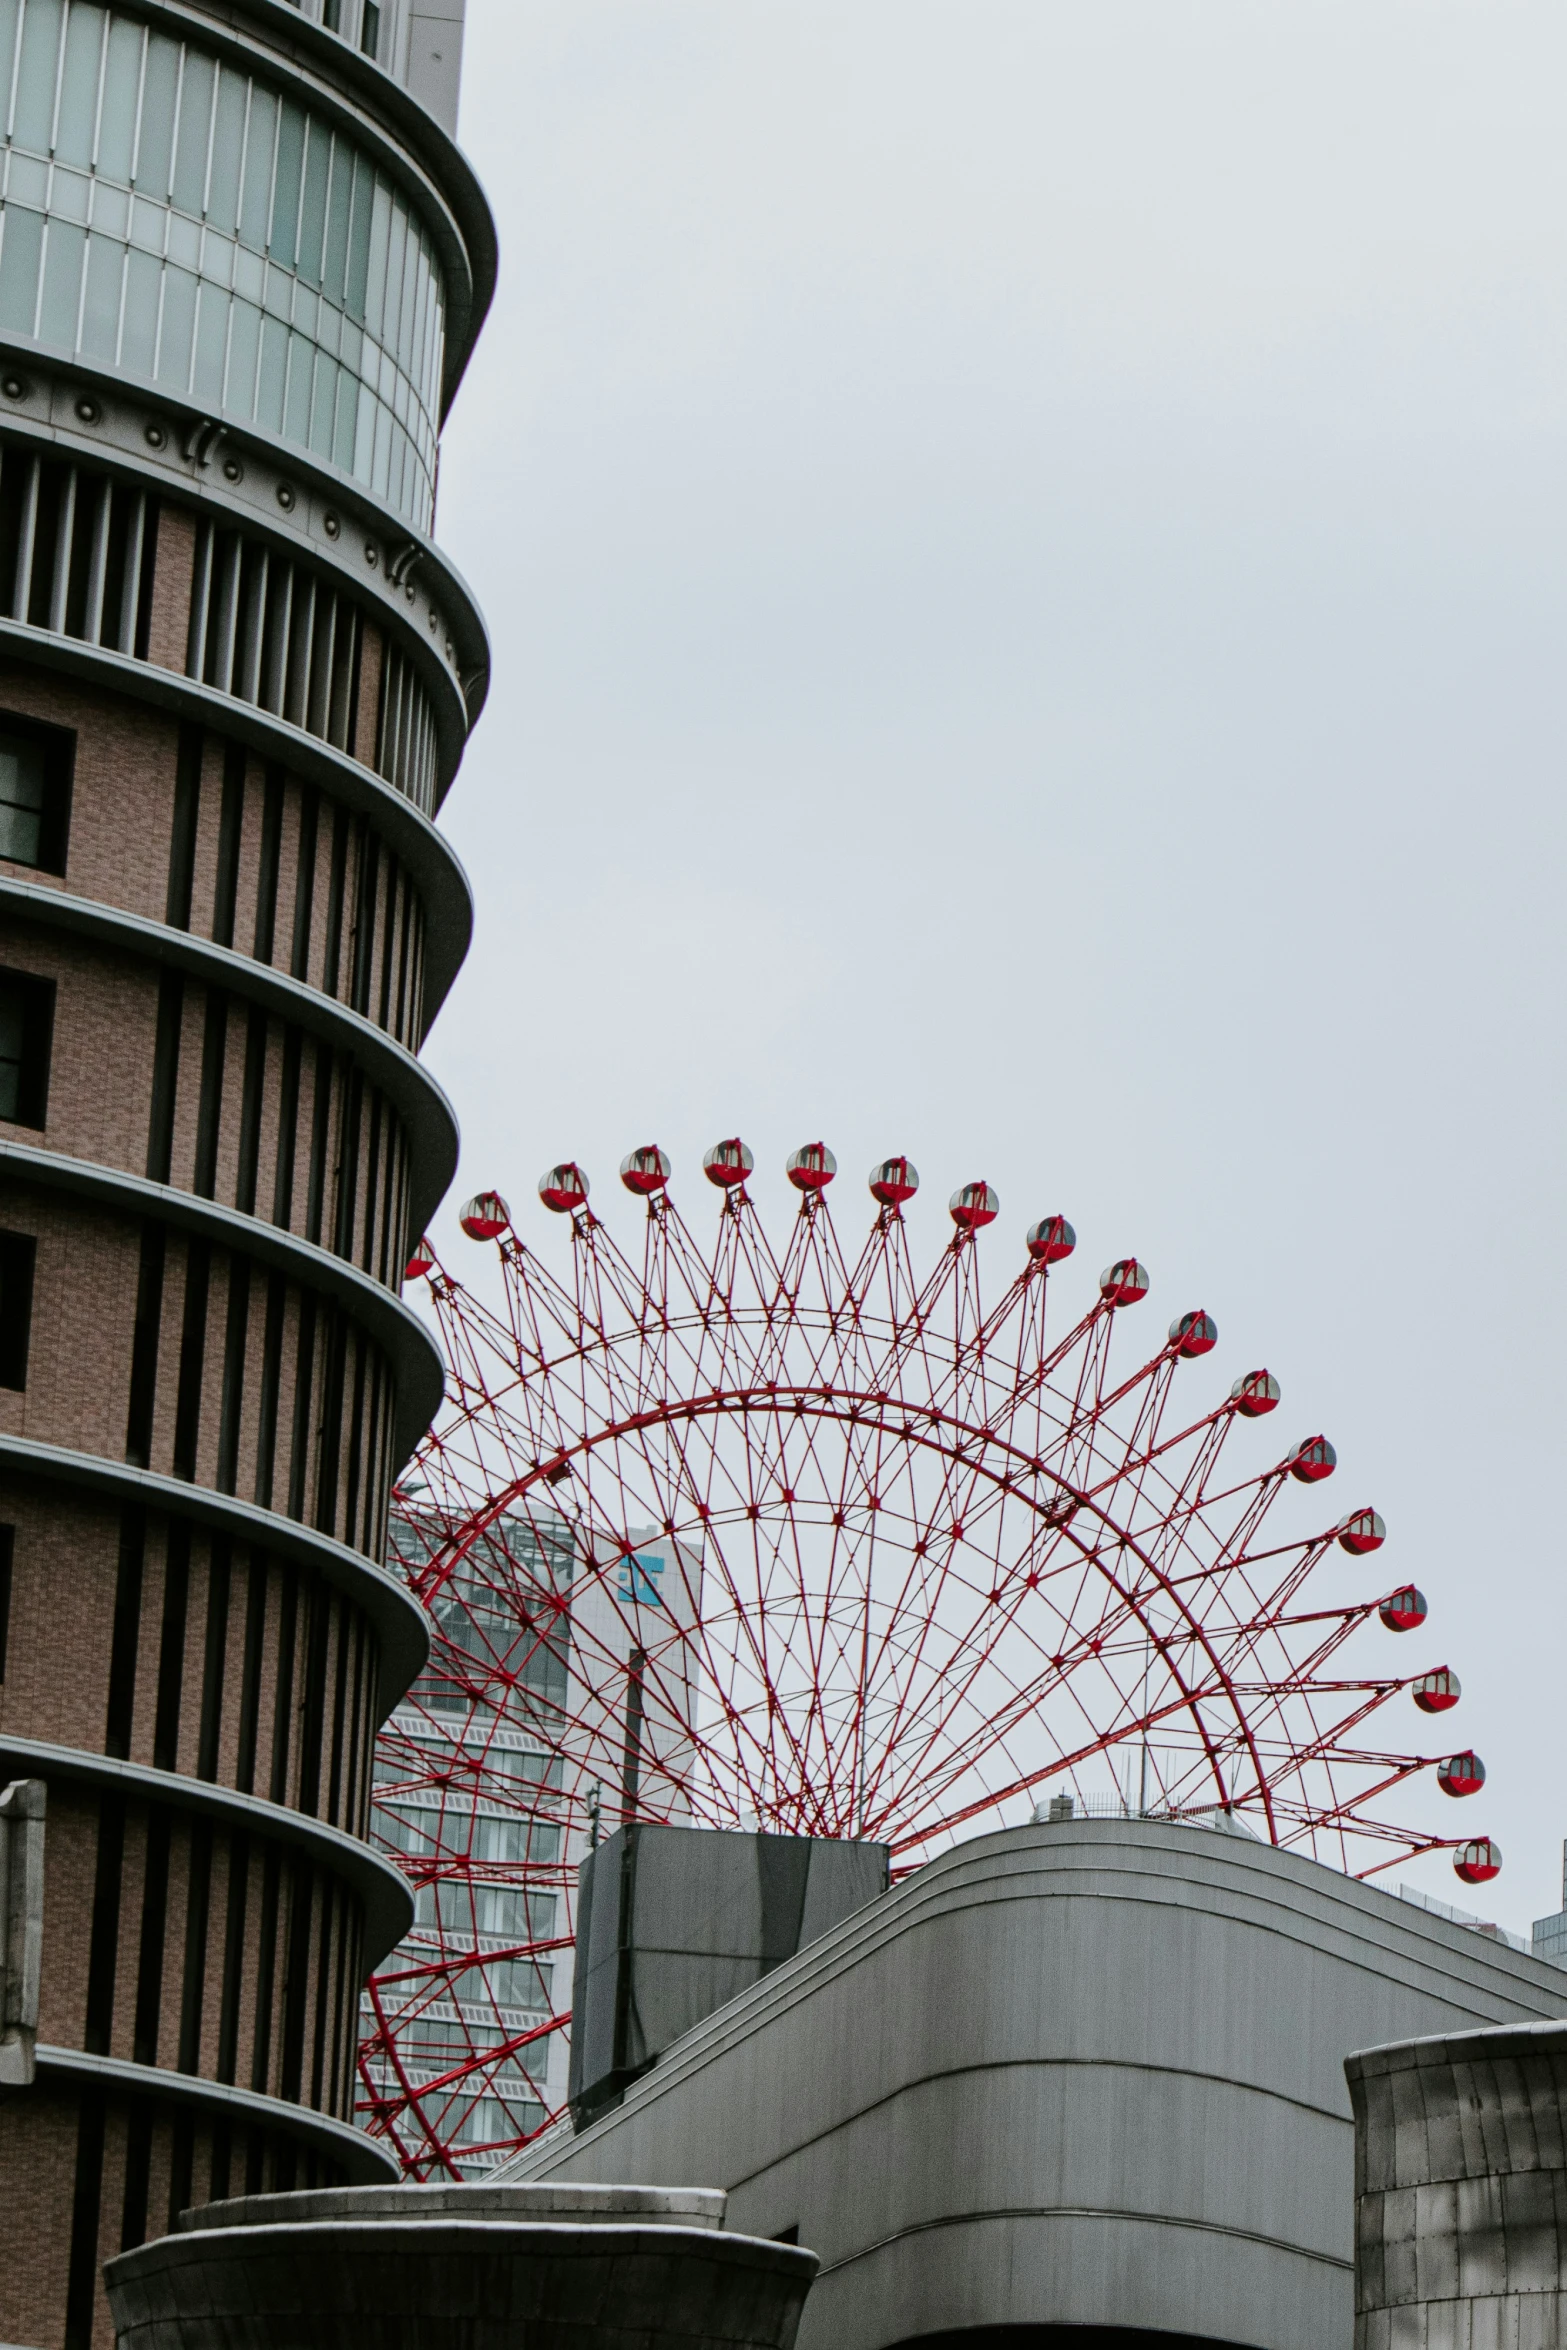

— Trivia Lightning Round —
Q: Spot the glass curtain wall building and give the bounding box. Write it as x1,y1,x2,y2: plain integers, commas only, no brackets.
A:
0,2,491,2345
365,1511,702,2174
0,2,448,527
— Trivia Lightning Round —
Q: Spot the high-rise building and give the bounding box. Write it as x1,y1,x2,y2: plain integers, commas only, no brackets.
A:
366,1509,701,2172
0,1,492,2343
1530,1841,1567,1968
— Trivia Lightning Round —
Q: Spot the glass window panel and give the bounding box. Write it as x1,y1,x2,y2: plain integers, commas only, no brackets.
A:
345,150,372,319
118,240,156,374
332,357,355,470
170,45,213,218
0,992,22,1120
296,110,327,286
352,376,373,483
156,258,195,388
282,325,311,443
0,0,21,137
206,66,243,235
0,739,45,866
380,197,406,363
370,390,390,498
226,289,259,417
79,226,120,360
396,213,418,371
322,132,351,307
12,0,62,154
308,345,334,455
134,33,179,199
407,247,427,404
363,174,389,338
191,276,225,402
37,215,82,345
90,180,126,236
7,150,44,206
413,249,435,405
164,207,196,268
268,96,303,264
54,2,102,168
127,189,161,252
48,161,86,222
237,80,275,252
95,15,140,183
488,1958,553,2011
255,307,285,431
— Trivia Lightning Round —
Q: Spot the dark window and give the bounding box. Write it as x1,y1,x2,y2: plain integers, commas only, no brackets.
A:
323,0,342,25
0,968,55,1128
0,1523,13,1679
0,1230,36,1389
0,712,72,875
361,2,380,58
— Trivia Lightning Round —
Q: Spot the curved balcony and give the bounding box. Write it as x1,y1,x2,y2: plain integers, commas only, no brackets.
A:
0,871,460,1232
36,2044,398,2180
0,1427,429,1701
0,1730,415,1964
0,1138,444,1451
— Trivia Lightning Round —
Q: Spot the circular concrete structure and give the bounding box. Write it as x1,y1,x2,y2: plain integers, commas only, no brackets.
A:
104,2183,819,2350
1347,2020,1567,2350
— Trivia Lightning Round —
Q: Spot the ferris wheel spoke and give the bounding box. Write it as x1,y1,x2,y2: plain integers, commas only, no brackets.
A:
379,1161,1463,2173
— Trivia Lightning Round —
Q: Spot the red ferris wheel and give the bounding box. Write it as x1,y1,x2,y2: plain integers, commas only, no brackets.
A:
358,1141,1496,2178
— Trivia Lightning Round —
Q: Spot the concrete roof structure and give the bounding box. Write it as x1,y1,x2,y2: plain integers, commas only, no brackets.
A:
508,1817,1567,2350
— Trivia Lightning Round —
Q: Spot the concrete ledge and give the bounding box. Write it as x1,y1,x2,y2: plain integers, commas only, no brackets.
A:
0,1433,428,1713
105,2208,817,2350
0,877,458,1235
0,1735,412,1970
0,622,474,1017
34,2045,399,2182
181,2184,730,2232
0,1141,441,1465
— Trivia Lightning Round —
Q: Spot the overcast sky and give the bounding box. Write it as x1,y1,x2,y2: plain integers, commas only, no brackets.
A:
428,0,1567,1933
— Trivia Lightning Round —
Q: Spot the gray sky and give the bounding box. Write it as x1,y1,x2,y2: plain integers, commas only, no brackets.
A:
430,0,1567,1932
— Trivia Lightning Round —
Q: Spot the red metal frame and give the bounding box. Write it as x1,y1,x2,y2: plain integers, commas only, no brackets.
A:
359,1155,1486,2176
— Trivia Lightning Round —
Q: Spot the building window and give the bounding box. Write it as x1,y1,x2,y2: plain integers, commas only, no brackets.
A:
0,1233,36,1391
362,2,381,58
0,1524,11,1680
0,716,73,877
0,973,55,1131
323,0,342,25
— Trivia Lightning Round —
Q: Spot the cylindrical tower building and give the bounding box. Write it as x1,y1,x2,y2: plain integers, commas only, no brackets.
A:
0,3,492,2344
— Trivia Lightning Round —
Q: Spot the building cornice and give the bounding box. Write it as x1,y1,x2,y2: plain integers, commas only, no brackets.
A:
0,625,475,1022
35,2044,399,2181
0,1734,413,1969
0,380,488,757
0,1141,443,1464
0,875,458,1239
0,1433,429,1711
